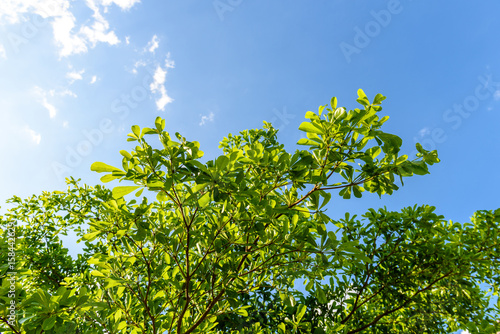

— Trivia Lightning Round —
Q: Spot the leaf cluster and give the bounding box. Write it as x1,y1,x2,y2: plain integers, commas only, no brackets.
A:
1,91,495,334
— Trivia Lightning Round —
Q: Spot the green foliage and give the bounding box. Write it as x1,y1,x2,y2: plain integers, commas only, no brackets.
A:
215,206,500,333
1,91,498,333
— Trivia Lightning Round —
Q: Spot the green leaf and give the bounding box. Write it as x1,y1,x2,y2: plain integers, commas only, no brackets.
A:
416,142,425,153
366,146,381,159
147,180,164,188
298,122,324,135
100,174,120,183
91,270,106,277
156,232,168,244
353,185,363,198
331,96,337,110
316,287,327,304
357,88,367,99
117,321,127,330
351,251,372,263
296,304,307,322
131,125,141,137
305,111,318,119
105,279,123,289
236,308,248,316
119,150,132,160
42,317,56,330
155,116,165,131
357,88,370,106
83,231,101,241
216,155,230,171
410,161,429,175
91,162,122,173
377,133,402,154
157,191,167,202
373,93,386,105
112,186,140,198
198,192,210,208
141,127,156,136
297,138,320,146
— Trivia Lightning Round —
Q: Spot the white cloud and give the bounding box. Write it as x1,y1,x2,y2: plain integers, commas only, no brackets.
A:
146,35,159,53
418,127,431,137
199,112,215,126
0,43,6,59
43,100,57,118
165,52,175,68
100,0,141,11
62,120,69,128
131,59,146,74
461,331,470,334
0,0,141,57
125,36,130,44
49,88,77,97
66,69,85,83
0,0,60,24
155,91,172,111
25,126,41,145
90,75,98,84
149,64,173,111
150,66,166,89
52,10,88,57
494,90,500,101
34,86,58,118
81,0,120,47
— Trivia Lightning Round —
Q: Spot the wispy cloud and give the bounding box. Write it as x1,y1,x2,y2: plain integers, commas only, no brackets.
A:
90,75,98,84
131,59,146,74
82,0,120,48
66,69,85,83
418,127,431,137
165,52,175,69
150,66,166,91
146,35,159,53
199,112,215,126
494,90,500,101
25,126,41,145
100,0,141,11
51,88,77,98
52,9,89,57
0,0,140,57
43,100,57,118
34,86,61,118
0,43,6,59
150,65,172,110
149,54,175,111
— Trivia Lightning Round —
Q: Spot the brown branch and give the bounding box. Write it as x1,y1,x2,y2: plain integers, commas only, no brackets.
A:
346,271,455,334
183,289,225,334
0,316,20,334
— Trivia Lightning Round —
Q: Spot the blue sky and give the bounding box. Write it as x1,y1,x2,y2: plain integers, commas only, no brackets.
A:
0,0,500,230
0,1,499,331
0,0,499,228
2,0,499,224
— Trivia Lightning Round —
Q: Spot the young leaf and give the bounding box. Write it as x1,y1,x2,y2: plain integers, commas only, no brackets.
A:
112,186,140,198
331,96,337,110
131,125,141,138
298,122,324,135
91,162,122,173
296,304,307,322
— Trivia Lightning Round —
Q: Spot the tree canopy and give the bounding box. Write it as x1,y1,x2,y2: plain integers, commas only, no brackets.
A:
1,90,499,333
